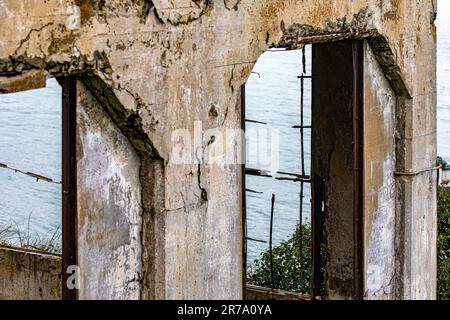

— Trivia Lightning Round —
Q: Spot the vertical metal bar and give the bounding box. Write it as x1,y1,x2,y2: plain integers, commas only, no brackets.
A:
311,44,326,298
241,84,247,299
352,40,364,300
61,77,78,300
299,181,304,288
300,47,306,177
437,168,440,197
269,193,276,291
299,46,307,290
302,46,307,75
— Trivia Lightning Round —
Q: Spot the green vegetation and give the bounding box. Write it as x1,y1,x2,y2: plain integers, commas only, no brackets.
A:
248,186,450,299
438,185,450,300
247,222,315,294
0,214,61,254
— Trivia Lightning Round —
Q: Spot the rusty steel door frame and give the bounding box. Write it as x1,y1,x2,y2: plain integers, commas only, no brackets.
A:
60,77,78,300
352,40,364,300
241,83,247,299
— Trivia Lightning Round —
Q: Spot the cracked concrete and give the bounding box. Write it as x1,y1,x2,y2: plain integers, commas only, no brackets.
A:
0,0,437,300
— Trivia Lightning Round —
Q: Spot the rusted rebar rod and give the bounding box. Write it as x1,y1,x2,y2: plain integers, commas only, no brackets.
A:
299,46,307,291
0,162,61,184
269,193,276,290
299,181,305,288
300,46,306,177
246,236,268,244
246,168,272,177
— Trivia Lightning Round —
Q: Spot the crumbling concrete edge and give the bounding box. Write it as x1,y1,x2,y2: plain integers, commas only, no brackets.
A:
80,74,166,300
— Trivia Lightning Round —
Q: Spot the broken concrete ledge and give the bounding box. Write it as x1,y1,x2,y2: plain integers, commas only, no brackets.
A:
0,245,61,300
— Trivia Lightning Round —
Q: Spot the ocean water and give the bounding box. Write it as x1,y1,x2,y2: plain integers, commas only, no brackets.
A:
437,1,450,157
245,48,312,261
0,79,62,241
0,3,449,263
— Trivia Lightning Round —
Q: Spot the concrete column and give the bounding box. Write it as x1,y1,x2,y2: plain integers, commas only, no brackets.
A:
391,1,437,301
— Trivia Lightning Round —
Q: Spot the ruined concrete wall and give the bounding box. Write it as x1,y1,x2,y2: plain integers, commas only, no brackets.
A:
0,0,437,299
77,81,142,300
0,245,61,300
364,42,396,300
384,2,437,300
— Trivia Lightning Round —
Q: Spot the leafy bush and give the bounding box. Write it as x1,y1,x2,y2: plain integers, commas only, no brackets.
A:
248,187,450,299
438,185,450,300
247,223,315,294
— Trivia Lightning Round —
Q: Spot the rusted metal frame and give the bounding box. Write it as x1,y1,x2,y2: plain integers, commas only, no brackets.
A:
300,47,307,178
298,46,307,291
269,193,276,290
352,40,364,300
60,77,78,300
311,44,325,298
241,84,248,299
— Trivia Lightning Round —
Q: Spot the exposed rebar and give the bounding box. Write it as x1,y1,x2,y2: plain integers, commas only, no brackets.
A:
0,162,61,185
269,193,276,290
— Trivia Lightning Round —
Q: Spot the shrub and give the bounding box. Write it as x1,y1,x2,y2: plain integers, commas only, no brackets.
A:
248,187,450,300
438,185,450,300
247,223,314,294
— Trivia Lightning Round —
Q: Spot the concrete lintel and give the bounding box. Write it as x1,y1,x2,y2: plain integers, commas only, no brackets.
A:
0,70,46,94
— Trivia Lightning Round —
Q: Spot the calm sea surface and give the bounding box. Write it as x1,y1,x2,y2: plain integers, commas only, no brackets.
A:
0,2,449,262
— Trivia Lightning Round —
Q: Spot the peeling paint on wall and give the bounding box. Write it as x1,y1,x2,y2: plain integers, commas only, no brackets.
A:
77,81,142,300
364,41,396,300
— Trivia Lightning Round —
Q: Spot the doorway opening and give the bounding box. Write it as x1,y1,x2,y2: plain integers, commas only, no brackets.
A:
242,40,365,300
243,45,315,298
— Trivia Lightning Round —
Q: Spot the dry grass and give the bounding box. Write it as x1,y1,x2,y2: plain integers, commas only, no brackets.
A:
0,213,61,254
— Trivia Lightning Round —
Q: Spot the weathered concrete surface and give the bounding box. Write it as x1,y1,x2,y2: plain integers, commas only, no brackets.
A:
77,80,142,300
364,42,397,300
0,245,61,300
0,69,46,93
312,41,355,299
0,0,437,299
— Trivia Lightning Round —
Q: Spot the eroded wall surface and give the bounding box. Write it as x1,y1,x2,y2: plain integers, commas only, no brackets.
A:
364,42,397,300
77,81,142,300
0,0,437,299
0,246,61,300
